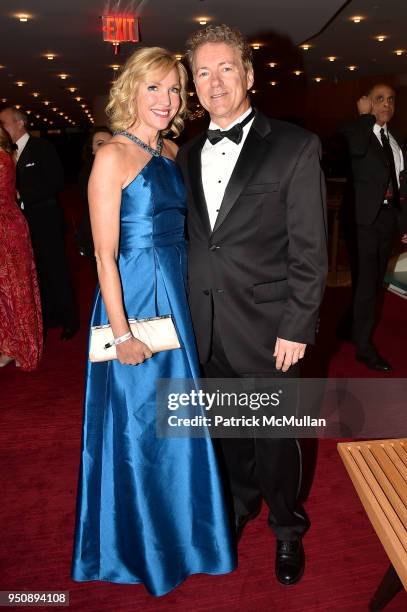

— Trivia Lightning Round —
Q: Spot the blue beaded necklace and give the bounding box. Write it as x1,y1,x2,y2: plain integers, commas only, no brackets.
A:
114,130,163,157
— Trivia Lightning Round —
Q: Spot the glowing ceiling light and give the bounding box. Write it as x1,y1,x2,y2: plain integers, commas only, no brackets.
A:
327,56,337,62
16,81,25,87
15,105,21,109
351,16,364,24
110,65,120,71
300,44,311,51
270,81,278,86
32,92,39,97
43,101,50,106
394,49,405,56
268,62,277,68
18,14,29,22
45,54,55,60
58,73,68,80
293,70,303,76
68,87,77,93
251,43,261,50
376,35,387,42
348,65,357,71
314,77,323,82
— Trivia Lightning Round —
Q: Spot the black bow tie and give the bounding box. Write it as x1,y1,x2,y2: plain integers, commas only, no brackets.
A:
206,109,255,145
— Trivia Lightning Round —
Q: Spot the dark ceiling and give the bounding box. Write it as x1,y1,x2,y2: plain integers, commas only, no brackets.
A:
0,0,406,130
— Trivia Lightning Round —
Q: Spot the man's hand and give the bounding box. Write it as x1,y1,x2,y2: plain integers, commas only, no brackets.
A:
357,95,373,116
402,234,407,244
274,338,306,372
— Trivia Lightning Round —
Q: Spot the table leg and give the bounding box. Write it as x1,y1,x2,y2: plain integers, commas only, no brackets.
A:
369,564,402,610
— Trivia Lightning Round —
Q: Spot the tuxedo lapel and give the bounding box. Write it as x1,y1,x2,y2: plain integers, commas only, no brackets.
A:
187,133,211,235
212,112,272,234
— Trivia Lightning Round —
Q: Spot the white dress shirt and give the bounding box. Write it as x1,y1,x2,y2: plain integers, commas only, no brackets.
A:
373,123,404,187
15,132,30,161
201,107,255,229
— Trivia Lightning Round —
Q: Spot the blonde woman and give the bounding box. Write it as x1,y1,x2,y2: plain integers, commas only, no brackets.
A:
71,47,235,596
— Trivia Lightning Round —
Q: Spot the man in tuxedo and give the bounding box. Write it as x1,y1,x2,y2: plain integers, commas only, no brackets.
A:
341,85,407,371
177,25,327,585
0,106,78,339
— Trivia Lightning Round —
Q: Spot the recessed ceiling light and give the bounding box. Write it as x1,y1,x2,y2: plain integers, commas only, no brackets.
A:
45,54,55,60
67,87,77,93
49,121,54,125
32,92,39,97
394,49,405,56
270,81,278,86
293,70,303,76
376,35,387,42
26,110,31,114
80,104,86,108
251,43,261,50
300,44,312,51
35,114,40,119
17,14,30,22
327,56,337,62
1,98,7,103
250,90,257,94
110,65,120,71
197,17,208,25
59,112,64,116
44,118,48,122
348,65,357,71
350,16,364,24
43,101,50,106
0,65,5,69
314,77,323,82
174,54,183,61
15,105,21,109
52,107,58,111
58,73,68,80
16,81,25,87
268,62,277,68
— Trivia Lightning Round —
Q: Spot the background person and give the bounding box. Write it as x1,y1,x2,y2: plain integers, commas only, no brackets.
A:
341,84,407,371
0,126,43,370
0,106,79,340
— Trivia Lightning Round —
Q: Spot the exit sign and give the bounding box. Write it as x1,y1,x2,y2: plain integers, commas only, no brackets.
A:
102,15,139,43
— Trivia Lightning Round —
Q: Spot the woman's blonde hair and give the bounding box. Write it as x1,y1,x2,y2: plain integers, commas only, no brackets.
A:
106,47,188,137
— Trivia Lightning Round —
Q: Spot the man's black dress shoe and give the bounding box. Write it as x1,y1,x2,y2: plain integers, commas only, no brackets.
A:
356,353,392,372
275,539,304,585
60,326,79,341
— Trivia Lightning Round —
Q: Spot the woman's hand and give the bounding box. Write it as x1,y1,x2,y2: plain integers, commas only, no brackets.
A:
116,337,153,365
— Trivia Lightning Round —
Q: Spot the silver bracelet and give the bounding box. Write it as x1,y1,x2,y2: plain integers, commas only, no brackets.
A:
113,331,132,346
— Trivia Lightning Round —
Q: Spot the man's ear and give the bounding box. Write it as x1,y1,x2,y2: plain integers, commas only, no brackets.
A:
246,68,254,91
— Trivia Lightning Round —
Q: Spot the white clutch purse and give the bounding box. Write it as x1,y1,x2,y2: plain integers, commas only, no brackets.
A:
89,315,181,362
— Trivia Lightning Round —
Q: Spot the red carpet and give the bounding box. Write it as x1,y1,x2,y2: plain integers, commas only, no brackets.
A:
1,188,406,610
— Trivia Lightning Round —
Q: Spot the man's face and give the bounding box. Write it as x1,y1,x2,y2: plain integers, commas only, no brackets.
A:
370,85,395,126
0,108,25,142
193,42,254,128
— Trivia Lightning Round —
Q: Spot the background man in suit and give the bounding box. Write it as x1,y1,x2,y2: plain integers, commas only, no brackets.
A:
0,106,78,339
177,25,327,585
342,85,407,371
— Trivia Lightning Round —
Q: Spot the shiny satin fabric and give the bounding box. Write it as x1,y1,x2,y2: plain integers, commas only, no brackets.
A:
71,156,235,596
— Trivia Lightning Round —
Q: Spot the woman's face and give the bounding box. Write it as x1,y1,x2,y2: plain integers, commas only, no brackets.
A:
133,67,181,133
92,131,112,155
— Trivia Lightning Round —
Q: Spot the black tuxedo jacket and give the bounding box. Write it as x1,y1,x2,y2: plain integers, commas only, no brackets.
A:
16,135,64,211
177,111,328,372
342,114,407,231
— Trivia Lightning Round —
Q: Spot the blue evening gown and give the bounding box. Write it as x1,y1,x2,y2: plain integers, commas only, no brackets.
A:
71,144,235,596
